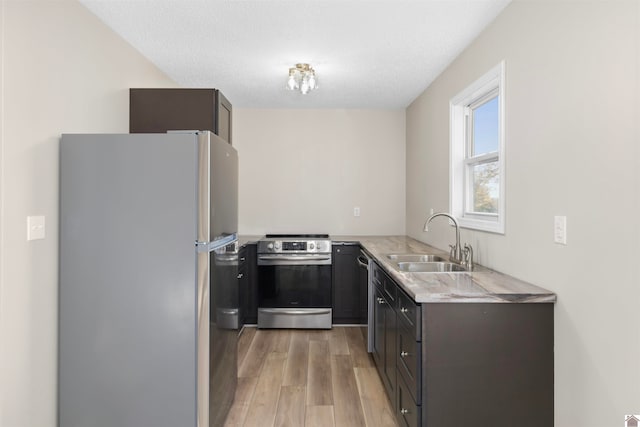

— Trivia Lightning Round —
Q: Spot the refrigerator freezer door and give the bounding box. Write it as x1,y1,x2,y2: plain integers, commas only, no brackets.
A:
196,131,238,245
207,132,238,241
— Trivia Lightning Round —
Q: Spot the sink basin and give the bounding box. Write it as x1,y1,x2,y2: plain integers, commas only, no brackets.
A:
386,254,446,263
396,261,467,273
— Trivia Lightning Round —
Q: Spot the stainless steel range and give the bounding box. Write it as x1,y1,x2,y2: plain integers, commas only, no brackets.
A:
257,234,332,329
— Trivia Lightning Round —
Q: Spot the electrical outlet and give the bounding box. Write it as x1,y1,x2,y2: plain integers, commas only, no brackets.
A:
430,208,434,215
27,215,46,241
554,216,567,245
353,207,361,217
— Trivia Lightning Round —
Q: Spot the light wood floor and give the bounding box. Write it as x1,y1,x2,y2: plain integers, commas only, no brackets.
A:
224,326,398,427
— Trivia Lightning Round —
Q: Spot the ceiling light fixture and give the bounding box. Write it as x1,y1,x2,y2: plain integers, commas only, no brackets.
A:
286,63,318,95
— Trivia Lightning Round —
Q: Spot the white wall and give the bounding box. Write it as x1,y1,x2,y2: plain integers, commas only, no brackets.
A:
234,109,406,236
0,2,176,426
406,1,640,425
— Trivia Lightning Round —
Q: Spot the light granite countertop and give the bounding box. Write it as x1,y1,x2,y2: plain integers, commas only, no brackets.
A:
334,235,557,304
239,234,556,304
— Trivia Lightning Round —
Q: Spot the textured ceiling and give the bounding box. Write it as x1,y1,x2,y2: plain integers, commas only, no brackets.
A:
80,0,511,109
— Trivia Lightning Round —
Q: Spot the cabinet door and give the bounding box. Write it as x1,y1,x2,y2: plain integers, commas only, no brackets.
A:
372,285,385,371
383,297,397,400
216,91,232,144
396,371,421,427
130,88,215,133
332,244,361,323
357,253,369,324
373,284,397,403
397,320,421,402
238,245,248,326
241,243,258,325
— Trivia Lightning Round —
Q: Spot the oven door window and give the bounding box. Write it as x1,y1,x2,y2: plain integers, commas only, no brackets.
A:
258,264,331,308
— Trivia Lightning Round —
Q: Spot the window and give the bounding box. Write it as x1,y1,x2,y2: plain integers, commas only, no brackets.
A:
450,61,505,234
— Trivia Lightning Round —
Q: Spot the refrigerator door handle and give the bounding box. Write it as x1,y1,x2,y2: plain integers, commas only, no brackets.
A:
196,233,238,253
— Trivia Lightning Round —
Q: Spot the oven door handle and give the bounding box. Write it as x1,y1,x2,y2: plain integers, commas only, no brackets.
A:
258,255,331,262
259,308,332,316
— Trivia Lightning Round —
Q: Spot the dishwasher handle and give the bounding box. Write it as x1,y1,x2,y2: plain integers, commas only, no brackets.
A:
357,255,370,269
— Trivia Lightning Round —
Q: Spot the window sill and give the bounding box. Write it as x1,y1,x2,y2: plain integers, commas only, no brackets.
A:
457,216,504,234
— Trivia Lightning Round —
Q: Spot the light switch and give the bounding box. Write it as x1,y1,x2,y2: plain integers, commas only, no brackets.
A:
353,207,361,217
27,215,46,241
554,215,566,245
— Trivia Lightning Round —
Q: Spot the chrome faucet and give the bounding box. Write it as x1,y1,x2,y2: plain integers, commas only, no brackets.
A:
423,212,464,265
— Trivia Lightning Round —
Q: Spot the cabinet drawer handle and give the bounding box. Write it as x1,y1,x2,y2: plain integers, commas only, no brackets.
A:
237,273,244,279
400,351,409,357
400,307,408,313
377,297,384,304
400,408,409,415
240,257,246,261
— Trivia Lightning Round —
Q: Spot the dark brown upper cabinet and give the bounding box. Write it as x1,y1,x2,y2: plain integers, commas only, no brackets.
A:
129,88,233,144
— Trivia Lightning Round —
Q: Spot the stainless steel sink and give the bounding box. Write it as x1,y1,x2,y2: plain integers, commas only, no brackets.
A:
396,261,467,273
386,254,446,263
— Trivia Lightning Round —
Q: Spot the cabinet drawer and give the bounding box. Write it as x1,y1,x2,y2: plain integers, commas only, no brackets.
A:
397,322,421,402
383,276,397,303
381,271,397,303
397,289,421,340
372,262,384,287
396,371,421,427
372,262,397,302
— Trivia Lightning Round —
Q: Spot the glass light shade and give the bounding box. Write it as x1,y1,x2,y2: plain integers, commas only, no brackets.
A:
300,78,310,94
308,74,317,90
286,63,317,94
286,74,298,90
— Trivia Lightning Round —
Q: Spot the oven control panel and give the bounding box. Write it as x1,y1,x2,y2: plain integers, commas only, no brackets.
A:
258,238,331,254
283,241,306,251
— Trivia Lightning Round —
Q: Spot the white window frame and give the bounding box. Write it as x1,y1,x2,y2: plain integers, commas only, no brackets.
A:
450,61,505,234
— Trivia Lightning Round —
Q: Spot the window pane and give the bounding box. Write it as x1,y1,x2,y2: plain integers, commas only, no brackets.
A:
472,96,499,156
470,161,499,214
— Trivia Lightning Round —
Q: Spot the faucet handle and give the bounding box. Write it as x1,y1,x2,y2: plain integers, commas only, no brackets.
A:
448,244,457,262
463,244,474,270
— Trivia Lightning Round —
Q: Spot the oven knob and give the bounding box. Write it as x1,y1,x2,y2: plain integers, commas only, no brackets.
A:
315,242,323,251
267,242,274,251
309,242,315,250
274,242,281,250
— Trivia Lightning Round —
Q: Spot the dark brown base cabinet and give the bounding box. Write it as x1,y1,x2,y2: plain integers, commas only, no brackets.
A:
371,262,554,427
372,264,397,399
239,243,258,325
129,88,232,144
332,243,367,324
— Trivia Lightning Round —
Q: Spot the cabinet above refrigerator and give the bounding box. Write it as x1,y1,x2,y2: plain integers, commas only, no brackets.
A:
129,88,233,144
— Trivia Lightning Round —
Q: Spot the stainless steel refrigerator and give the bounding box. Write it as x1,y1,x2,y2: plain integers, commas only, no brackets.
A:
59,131,238,427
